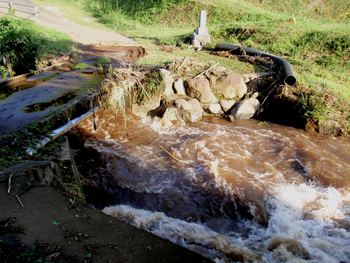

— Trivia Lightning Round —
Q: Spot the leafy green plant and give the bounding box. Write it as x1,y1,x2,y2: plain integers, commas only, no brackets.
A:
0,16,73,76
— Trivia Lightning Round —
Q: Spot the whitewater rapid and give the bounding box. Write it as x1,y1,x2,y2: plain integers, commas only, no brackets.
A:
77,111,350,262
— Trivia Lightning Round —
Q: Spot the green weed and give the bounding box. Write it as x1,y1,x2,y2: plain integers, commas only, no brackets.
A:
73,62,89,70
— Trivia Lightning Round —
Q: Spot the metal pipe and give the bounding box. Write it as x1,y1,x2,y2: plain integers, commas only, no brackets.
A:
215,43,297,86
26,107,98,156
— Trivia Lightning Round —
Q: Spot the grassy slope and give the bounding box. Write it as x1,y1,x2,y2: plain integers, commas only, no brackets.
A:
48,0,349,97
33,0,350,132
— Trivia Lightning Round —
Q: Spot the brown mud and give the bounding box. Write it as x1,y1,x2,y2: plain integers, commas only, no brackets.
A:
78,45,146,64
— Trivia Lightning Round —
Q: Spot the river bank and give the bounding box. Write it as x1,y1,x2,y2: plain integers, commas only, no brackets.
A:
0,171,209,262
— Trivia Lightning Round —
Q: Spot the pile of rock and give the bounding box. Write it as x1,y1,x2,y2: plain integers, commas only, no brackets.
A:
131,67,261,125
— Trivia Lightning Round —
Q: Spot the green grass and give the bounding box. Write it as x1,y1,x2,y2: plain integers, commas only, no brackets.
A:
0,16,73,77
51,0,349,96
73,62,89,70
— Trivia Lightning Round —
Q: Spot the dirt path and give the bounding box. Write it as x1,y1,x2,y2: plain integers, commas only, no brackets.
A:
9,0,135,45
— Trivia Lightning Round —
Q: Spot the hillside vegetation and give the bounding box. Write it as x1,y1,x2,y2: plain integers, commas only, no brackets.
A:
0,16,73,78
86,0,350,93
34,0,350,134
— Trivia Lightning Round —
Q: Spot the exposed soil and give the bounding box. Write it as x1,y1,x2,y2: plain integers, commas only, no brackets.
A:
78,44,146,64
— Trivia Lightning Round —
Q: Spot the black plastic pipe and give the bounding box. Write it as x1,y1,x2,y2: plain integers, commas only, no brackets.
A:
215,43,297,86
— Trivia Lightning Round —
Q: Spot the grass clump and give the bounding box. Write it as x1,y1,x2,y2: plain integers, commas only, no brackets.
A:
0,16,73,78
100,67,164,112
85,0,187,23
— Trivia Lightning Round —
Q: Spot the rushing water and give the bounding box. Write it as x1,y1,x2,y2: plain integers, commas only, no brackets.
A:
77,110,350,262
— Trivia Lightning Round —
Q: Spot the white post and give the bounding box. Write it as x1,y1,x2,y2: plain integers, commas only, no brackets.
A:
192,10,211,49
199,11,207,32
197,10,209,36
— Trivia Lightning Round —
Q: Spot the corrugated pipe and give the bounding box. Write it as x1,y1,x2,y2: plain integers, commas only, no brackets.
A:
215,43,297,86
26,107,98,156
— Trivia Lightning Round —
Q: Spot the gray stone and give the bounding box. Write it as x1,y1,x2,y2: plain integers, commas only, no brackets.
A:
212,72,247,99
319,120,342,136
162,106,181,121
160,106,184,127
185,76,217,104
199,10,209,35
159,69,175,97
208,103,223,114
229,97,260,120
219,99,236,112
132,94,161,118
175,98,203,122
174,78,186,96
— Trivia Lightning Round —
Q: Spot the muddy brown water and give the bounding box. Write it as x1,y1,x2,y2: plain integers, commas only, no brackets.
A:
0,70,103,134
77,110,350,262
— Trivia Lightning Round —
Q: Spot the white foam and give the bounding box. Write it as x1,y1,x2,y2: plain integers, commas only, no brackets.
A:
263,183,350,262
102,182,350,262
83,115,350,262
103,204,257,261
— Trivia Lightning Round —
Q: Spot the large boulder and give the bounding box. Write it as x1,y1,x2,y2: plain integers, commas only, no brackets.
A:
229,97,260,120
160,106,185,127
319,119,342,136
184,76,218,104
132,94,161,118
212,72,247,99
159,69,175,97
175,98,203,122
173,78,186,96
219,99,236,112
206,103,223,115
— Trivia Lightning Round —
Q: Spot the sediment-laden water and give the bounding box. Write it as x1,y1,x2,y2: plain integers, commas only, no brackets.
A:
77,110,350,262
